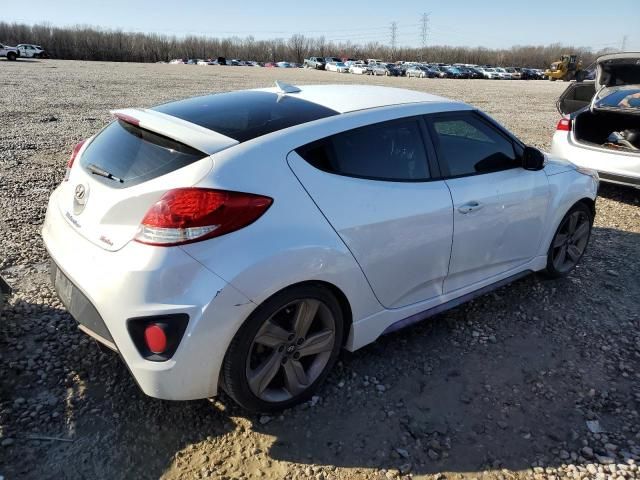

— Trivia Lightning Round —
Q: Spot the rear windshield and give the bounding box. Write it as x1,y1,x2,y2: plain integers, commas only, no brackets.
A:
595,87,640,112
80,120,206,188
152,91,338,143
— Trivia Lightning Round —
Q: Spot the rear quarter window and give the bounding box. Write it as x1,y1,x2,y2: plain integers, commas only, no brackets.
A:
296,118,431,182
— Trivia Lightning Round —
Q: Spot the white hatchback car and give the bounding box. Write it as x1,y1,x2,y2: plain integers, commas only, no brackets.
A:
551,53,640,189
43,83,598,412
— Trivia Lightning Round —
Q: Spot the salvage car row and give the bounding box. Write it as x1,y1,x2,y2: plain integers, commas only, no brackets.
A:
166,55,547,79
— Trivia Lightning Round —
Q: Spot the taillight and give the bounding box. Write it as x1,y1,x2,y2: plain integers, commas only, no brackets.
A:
135,188,273,246
64,140,86,181
556,118,572,132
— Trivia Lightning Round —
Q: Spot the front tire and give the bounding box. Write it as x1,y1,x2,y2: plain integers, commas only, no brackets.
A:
545,203,593,278
7,52,17,61
221,284,344,412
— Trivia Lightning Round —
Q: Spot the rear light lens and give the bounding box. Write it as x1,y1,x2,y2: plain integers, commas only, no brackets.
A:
135,188,273,246
556,118,572,131
144,324,167,354
64,140,86,181
127,314,189,361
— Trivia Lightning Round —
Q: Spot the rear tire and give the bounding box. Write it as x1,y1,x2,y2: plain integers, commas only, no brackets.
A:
221,284,344,412
545,203,593,278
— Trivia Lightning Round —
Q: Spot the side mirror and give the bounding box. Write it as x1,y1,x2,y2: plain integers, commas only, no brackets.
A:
522,146,545,171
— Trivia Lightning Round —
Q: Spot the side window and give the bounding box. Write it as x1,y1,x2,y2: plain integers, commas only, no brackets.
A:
429,113,517,177
296,118,430,181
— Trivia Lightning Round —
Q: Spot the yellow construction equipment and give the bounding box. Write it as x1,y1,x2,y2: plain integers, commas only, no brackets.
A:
544,54,583,81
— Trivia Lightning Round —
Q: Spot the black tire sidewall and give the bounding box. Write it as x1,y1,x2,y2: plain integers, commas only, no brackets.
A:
222,284,344,413
545,203,593,278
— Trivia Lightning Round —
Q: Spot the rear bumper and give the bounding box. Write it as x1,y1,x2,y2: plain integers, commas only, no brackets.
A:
42,187,256,400
551,131,640,188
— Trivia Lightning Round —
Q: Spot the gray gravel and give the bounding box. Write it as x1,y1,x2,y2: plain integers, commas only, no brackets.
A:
1,60,639,480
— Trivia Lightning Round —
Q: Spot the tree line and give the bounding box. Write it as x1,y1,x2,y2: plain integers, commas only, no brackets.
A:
0,21,612,68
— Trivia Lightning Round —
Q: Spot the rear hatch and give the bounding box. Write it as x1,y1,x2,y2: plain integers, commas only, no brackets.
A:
59,109,237,251
558,53,640,116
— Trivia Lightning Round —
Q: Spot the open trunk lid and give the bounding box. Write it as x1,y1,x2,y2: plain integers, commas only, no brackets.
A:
58,111,238,252
557,53,640,116
591,53,640,115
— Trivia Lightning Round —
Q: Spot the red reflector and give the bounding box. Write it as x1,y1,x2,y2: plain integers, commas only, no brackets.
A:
144,324,167,354
114,112,140,126
64,140,86,181
135,188,273,246
556,118,572,131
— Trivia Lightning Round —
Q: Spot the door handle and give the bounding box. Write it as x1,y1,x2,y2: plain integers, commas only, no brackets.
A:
458,201,483,214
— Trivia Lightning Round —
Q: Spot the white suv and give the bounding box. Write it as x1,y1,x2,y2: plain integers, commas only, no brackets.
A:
17,44,45,58
43,83,598,411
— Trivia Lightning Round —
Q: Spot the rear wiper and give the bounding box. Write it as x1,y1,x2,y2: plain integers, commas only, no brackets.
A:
87,163,124,183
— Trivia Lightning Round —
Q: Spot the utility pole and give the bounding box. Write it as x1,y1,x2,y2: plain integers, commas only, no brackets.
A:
420,12,430,62
621,35,628,52
390,21,397,60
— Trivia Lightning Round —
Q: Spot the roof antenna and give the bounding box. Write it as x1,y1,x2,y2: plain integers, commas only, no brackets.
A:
275,80,301,94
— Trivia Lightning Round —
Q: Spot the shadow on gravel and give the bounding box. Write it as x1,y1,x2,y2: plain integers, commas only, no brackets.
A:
597,183,640,207
2,224,638,479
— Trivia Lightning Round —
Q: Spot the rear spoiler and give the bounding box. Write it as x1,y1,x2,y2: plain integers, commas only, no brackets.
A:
110,108,239,155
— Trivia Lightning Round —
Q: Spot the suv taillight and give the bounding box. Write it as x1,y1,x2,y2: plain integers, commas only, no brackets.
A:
135,188,273,246
64,140,86,181
556,118,572,131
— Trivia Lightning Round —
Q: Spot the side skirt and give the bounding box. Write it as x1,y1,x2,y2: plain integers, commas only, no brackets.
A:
382,270,532,335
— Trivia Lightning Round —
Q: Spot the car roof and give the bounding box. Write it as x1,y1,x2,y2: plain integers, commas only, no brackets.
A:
255,84,453,113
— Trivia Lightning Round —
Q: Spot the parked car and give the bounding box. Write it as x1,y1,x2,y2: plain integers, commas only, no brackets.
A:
197,60,215,66
43,81,598,412
457,66,482,79
551,52,640,189
504,67,522,80
276,62,292,68
442,67,468,79
521,68,542,80
348,63,371,75
371,63,400,76
494,68,512,79
324,57,342,64
17,44,46,58
325,61,349,73
0,275,11,309
304,57,326,70
264,62,278,68
406,65,435,78
0,43,19,61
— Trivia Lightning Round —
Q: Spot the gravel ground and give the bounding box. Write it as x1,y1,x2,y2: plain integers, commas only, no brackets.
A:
1,59,639,480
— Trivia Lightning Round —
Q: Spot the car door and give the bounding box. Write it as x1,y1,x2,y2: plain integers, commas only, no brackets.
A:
288,116,454,309
425,111,549,293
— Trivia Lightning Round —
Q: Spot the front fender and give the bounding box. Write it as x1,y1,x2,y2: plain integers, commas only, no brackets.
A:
538,170,598,257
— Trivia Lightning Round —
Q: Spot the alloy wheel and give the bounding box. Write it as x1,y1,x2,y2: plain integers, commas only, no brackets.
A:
245,298,336,402
551,210,590,273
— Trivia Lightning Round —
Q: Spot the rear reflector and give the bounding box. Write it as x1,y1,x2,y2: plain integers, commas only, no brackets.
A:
135,188,273,246
556,118,572,131
144,324,167,354
64,140,86,181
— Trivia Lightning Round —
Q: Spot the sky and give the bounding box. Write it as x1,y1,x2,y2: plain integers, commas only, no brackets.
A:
5,0,640,51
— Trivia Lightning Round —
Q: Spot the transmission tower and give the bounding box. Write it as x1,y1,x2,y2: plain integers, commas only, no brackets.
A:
420,12,430,61
390,21,398,59
621,35,628,52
